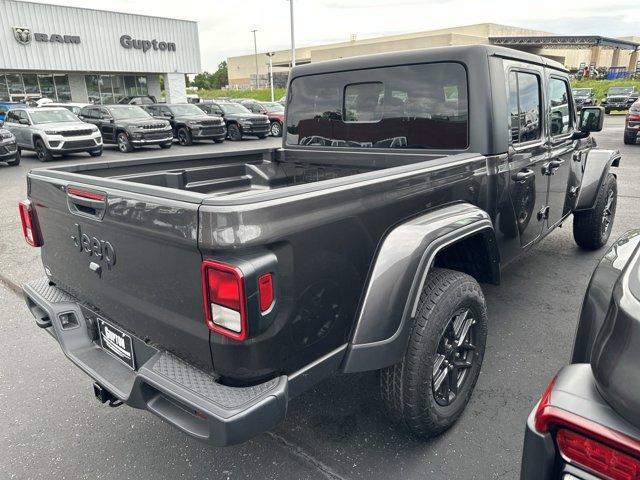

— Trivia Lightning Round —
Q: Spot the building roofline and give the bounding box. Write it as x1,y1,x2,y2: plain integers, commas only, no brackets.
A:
490,35,640,50
10,0,198,24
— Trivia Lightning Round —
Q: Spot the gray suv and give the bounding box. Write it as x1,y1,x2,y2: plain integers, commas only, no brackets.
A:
4,107,102,161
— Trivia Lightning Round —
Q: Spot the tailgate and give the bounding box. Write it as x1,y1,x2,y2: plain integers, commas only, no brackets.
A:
28,174,212,371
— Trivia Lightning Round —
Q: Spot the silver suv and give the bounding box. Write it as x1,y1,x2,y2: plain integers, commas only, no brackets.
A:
3,107,102,162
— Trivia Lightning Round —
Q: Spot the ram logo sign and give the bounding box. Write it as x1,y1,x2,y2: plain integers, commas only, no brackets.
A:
12,26,80,45
12,26,32,45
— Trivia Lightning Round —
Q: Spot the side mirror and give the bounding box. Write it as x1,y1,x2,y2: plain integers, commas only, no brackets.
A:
579,106,604,133
19,118,30,125
164,112,173,118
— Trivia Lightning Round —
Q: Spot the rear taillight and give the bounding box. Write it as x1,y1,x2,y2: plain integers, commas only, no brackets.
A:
201,261,247,341
18,200,42,247
556,428,640,480
258,273,274,312
534,376,640,480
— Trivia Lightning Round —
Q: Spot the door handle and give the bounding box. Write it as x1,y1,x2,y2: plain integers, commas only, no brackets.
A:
542,160,562,175
512,169,535,184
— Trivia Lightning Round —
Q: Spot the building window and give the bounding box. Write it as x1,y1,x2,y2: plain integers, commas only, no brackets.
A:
0,75,9,101
22,74,39,95
6,74,24,96
38,75,55,99
53,75,71,101
85,74,148,104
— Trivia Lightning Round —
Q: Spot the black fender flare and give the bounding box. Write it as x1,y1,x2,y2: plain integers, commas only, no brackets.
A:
571,229,640,363
341,203,499,373
574,149,621,212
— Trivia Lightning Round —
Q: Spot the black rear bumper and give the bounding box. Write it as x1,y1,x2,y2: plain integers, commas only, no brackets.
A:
23,278,288,446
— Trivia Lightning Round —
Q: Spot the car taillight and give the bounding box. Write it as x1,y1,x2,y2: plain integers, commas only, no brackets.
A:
534,377,640,480
18,200,42,247
201,260,247,341
258,273,274,312
556,428,640,480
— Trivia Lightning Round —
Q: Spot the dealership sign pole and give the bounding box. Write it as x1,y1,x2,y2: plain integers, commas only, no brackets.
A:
289,0,295,67
266,52,275,102
252,29,259,89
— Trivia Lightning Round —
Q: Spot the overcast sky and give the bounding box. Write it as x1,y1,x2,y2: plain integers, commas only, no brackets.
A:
23,0,640,72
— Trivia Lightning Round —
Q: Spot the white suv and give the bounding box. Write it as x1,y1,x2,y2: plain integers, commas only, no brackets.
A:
3,107,102,162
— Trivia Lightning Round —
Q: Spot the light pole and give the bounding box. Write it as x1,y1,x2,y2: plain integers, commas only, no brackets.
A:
251,29,259,89
289,0,295,68
266,52,275,102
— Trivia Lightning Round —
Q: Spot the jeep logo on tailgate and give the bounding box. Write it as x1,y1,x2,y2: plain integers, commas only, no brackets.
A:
71,223,116,268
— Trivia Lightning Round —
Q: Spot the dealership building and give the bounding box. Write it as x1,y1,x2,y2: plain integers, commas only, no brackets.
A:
228,23,640,88
0,0,200,104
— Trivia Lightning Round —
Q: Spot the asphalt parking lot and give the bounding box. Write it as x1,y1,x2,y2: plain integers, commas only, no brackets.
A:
1,116,637,480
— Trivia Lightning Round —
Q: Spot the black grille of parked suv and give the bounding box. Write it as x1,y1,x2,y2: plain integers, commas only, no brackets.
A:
60,129,94,137
137,123,167,130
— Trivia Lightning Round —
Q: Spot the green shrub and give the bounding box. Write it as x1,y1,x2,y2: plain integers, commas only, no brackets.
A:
195,88,287,102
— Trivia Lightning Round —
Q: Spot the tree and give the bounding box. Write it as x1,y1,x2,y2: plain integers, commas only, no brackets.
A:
192,61,228,90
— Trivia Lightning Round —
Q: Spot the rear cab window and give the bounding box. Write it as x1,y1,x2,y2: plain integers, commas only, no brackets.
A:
286,62,469,150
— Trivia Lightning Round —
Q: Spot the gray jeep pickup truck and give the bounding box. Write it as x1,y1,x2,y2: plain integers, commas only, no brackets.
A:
20,45,620,446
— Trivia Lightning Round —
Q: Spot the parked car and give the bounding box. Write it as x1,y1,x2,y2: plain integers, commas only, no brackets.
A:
142,103,226,145
0,127,19,166
195,100,269,140
39,102,91,116
239,100,286,137
624,100,640,145
0,101,26,123
20,45,618,447
78,105,172,152
521,230,640,480
572,88,596,110
600,86,639,114
3,107,102,161
117,95,157,105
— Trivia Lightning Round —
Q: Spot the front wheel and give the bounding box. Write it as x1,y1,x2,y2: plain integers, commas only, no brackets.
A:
177,127,192,146
35,139,54,162
380,268,487,439
227,124,242,141
270,121,282,137
573,173,617,250
116,132,133,153
624,131,637,145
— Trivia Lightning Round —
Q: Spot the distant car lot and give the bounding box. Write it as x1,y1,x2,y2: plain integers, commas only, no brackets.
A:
0,115,638,479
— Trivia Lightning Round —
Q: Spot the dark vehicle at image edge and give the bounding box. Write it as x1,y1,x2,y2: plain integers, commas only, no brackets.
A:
196,100,269,140
20,45,620,446
521,230,640,480
79,105,173,152
0,127,19,166
572,88,596,110
142,103,226,145
238,99,286,137
624,100,640,145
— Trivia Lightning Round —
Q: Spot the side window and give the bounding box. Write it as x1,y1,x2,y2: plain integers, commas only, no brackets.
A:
18,111,30,123
549,77,573,137
508,71,542,144
79,107,89,118
160,106,172,116
344,82,384,122
5,110,17,123
213,105,224,115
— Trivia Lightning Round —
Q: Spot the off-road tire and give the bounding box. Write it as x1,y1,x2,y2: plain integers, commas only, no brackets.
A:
227,124,242,141
624,131,637,145
573,173,617,250
605,108,611,115
380,268,487,439
177,127,192,146
35,139,54,162
6,148,20,166
116,132,133,153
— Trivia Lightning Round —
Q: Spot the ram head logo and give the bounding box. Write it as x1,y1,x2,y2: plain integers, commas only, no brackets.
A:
13,26,32,45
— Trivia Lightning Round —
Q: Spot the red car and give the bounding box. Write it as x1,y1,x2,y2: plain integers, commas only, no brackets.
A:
239,100,285,137
624,100,640,145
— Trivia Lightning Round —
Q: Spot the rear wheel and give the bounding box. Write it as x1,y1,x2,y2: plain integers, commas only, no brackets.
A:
624,131,637,145
227,124,242,141
573,173,617,250
380,268,487,439
6,148,20,166
270,121,282,137
35,139,54,162
177,127,192,146
116,132,133,153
